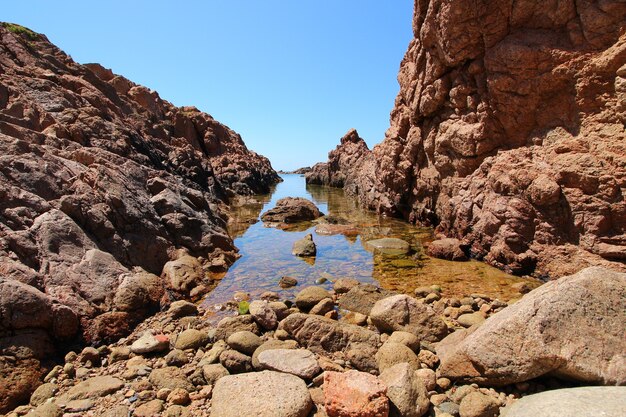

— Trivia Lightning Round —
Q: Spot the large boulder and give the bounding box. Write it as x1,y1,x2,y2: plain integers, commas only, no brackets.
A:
211,371,313,417
437,267,626,385
370,294,448,342
261,197,323,223
501,386,626,417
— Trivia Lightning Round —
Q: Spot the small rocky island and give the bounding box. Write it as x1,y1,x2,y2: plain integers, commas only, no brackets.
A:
1,0,625,415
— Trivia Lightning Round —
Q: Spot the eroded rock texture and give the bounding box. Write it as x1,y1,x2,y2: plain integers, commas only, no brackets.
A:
0,23,278,410
307,1,626,277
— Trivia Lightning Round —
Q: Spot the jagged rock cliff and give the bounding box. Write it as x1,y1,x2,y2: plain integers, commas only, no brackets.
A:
307,1,626,277
0,23,279,411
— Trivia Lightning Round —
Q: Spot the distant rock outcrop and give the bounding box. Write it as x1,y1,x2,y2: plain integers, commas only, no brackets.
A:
307,1,626,277
0,22,279,410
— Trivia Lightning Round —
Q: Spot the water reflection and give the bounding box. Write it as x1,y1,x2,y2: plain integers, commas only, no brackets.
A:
202,175,540,316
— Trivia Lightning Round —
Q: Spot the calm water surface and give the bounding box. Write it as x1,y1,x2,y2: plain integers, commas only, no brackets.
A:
202,175,539,315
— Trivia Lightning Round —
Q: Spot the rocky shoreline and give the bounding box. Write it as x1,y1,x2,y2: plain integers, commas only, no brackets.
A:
4,266,624,417
306,0,626,278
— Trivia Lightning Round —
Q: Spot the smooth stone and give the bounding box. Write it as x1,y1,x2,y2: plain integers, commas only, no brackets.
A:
65,399,94,412
295,286,332,311
30,383,57,406
459,392,500,417
202,363,230,385
252,339,299,369
60,376,124,401
168,300,198,318
227,331,263,355
148,367,194,392
258,349,321,379
387,331,420,352
219,350,253,373
376,342,420,373
214,315,260,340
501,386,626,417
333,278,359,294
364,238,410,255
457,313,485,328
211,370,313,417
174,329,209,350
337,284,395,315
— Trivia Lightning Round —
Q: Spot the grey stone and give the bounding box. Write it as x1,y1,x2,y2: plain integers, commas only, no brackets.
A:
211,371,313,417
258,349,321,379
501,386,626,417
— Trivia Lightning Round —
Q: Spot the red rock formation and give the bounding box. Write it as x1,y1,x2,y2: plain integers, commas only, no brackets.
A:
0,23,278,411
308,1,626,277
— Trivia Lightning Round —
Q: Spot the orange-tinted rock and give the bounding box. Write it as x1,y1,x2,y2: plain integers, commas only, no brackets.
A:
324,370,389,417
306,2,626,278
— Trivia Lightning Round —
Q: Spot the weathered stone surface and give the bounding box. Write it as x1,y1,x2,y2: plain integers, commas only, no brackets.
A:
214,315,260,340
379,363,429,417
370,295,448,342
258,349,321,379
211,371,313,417
324,370,389,417
501,387,626,417
251,339,299,369
295,286,332,311
0,23,278,408
292,234,317,257
148,367,194,392
279,313,380,372
261,197,323,223
438,267,626,385
249,300,278,330
338,284,395,316
305,2,626,278
457,313,485,328
333,278,359,294
427,239,468,261
219,349,253,373
60,376,124,401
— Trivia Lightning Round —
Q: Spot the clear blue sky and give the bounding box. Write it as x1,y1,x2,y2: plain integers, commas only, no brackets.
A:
4,1,413,171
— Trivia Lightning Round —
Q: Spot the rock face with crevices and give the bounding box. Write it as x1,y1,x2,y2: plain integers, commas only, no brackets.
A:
307,1,626,278
0,23,278,412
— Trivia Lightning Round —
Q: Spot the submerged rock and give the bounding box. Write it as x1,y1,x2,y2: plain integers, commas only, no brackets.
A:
364,238,410,255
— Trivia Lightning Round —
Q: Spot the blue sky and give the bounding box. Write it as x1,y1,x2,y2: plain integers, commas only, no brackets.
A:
4,1,413,170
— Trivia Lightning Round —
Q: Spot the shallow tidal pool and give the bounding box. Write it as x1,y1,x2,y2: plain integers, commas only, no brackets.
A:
202,174,540,315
